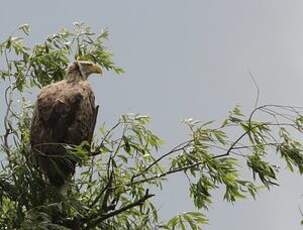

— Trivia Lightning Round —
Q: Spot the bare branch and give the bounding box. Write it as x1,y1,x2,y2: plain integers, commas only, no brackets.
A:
131,140,192,182
85,190,154,229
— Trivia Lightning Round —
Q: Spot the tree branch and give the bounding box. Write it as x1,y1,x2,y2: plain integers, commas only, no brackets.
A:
85,190,154,229
130,140,192,182
89,121,121,157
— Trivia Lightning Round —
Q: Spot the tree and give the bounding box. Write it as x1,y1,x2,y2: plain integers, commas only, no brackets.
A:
1,23,303,229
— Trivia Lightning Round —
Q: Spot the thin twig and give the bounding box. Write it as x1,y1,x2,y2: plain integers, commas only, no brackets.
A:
89,122,121,157
248,70,260,108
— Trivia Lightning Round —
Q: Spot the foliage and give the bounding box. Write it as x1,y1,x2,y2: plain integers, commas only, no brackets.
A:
1,24,303,229
0,22,123,90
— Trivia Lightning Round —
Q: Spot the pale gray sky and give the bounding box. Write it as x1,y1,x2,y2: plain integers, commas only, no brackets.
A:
1,1,303,229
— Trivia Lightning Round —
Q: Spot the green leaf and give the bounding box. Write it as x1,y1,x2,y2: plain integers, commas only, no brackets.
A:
18,24,30,35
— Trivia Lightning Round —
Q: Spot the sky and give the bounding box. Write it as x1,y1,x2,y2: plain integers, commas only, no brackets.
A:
1,0,303,229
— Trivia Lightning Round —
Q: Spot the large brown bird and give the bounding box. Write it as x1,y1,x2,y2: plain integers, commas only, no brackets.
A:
30,61,102,187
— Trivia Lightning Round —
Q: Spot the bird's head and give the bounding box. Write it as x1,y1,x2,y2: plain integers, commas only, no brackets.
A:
66,60,102,82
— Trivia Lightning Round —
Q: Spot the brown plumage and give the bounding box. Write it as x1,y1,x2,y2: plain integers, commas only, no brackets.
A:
30,61,102,187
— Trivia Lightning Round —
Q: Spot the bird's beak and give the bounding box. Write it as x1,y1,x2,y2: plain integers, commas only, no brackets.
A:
91,64,102,75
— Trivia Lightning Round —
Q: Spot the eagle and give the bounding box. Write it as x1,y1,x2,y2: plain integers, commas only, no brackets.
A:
30,61,102,187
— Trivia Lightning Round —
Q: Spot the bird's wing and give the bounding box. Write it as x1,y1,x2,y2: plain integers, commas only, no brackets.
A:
65,82,96,145
31,81,89,186
35,81,83,141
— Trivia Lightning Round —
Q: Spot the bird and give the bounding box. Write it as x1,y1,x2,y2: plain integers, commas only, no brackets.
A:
30,60,102,187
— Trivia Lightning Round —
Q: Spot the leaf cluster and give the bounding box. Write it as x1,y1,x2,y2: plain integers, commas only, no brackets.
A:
0,23,123,91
